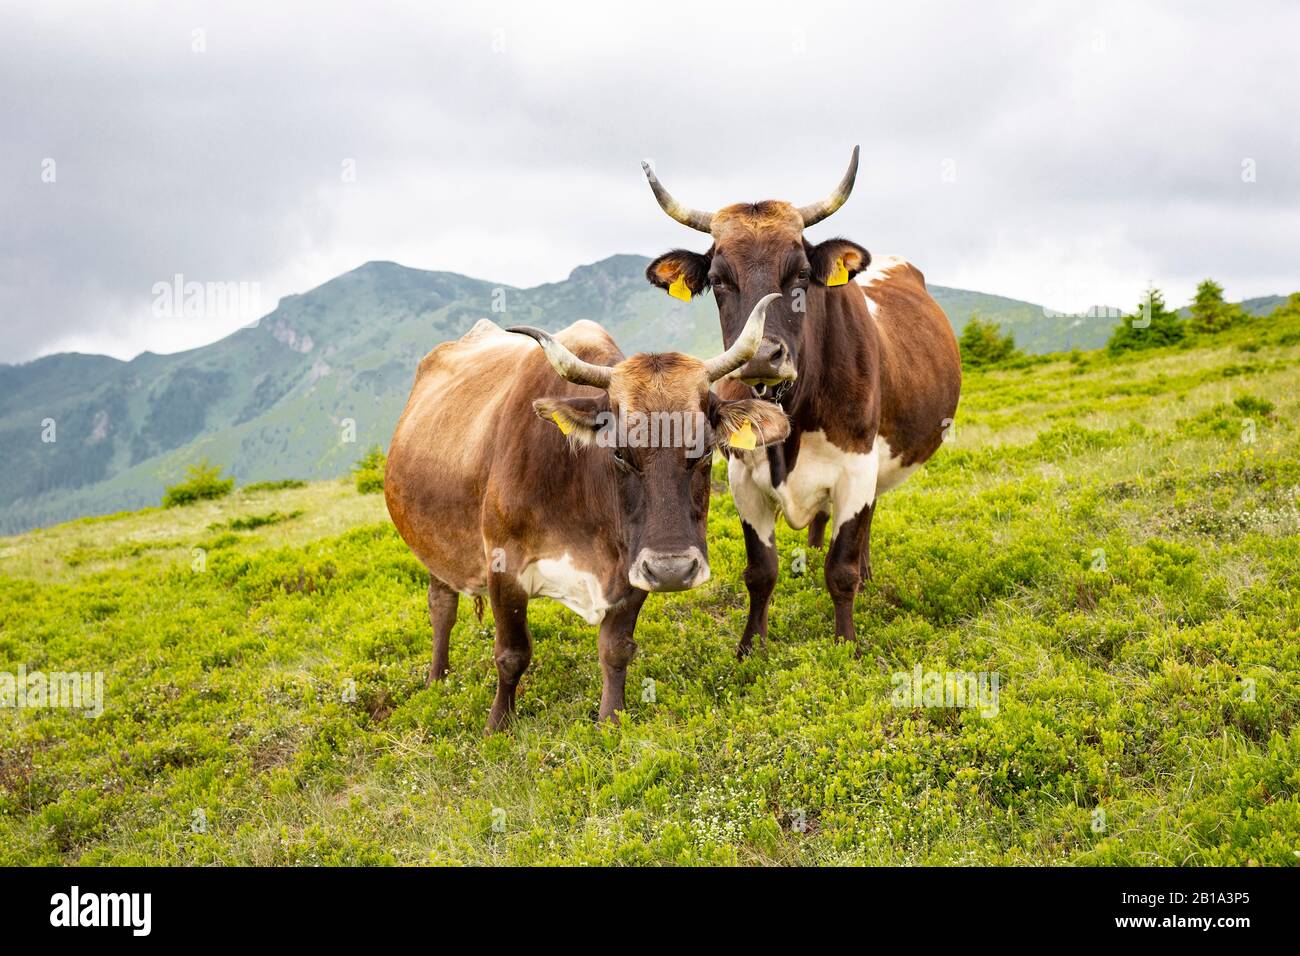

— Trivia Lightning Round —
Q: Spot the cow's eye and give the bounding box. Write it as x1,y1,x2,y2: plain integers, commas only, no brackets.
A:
710,277,728,292
612,448,633,470
796,268,811,282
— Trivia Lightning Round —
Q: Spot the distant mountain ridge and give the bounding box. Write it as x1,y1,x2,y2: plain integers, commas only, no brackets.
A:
0,254,1222,534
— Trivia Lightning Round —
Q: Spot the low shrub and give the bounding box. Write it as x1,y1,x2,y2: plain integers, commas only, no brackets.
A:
242,479,307,493
352,446,386,495
162,460,235,508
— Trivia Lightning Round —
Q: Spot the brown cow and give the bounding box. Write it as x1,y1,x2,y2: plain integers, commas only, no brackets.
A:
385,297,789,730
642,147,961,653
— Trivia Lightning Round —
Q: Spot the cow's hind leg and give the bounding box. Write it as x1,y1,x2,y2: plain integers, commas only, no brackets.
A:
597,590,647,723
486,574,532,733
426,577,458,685
807,511,830,549
858,503,875,584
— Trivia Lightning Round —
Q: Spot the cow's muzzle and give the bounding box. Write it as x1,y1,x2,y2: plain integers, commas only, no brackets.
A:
736,339,797,391
629,547,710,593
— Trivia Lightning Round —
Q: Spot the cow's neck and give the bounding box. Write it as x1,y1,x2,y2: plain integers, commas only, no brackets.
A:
780,283,877,454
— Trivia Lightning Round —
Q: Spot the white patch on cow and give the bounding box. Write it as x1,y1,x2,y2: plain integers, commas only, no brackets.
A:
517,553,611,625
731,430,877,534
863,287,881,322
859,254,913,289
860,255,918,325
827,437,879,534
874,434,920,496
728,454,778,545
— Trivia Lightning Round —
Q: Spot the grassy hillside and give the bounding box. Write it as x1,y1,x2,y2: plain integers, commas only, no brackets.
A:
2,314,1298,865
0,255,1105,536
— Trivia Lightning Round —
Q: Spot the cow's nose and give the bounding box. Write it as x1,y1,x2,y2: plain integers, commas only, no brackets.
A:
632,548,709,592
738,339,794,386
641,555,697,591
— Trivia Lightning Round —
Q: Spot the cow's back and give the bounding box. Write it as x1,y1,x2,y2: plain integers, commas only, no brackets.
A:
385,319,619,593
859,256,961,469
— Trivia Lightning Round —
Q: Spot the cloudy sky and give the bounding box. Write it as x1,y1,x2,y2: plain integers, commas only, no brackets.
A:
2,0,1296,363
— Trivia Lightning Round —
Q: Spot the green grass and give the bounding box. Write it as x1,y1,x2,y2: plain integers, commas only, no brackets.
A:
2,315,1299,865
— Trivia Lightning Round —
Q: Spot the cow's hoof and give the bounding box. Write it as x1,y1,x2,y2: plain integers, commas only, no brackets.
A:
485,706,514,734
833,634,865,659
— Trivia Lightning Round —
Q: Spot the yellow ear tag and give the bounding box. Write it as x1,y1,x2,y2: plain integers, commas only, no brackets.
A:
551,413,573,436
728,420,757,451
668,274,692,302
827,258,849,287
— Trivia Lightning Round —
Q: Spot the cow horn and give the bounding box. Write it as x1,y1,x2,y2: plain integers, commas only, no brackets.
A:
797,145,860,228
507,327,613,389
704,293,782,383
641,160,714,233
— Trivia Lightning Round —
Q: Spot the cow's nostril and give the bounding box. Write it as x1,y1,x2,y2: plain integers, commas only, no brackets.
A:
637,550,705,592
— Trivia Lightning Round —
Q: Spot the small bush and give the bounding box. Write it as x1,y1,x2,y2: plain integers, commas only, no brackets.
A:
1233,394,1276,418
210,510,303,532
1187,278,1244,335
1107,288,1185,355
242,479,307,493
352,446,386,495
162,460,235,508
1178,394,1275,440
959,316,1018,368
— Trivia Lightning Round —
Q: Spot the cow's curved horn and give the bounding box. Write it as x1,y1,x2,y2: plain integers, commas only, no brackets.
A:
704,293,782,383
507,327,613,389
797,145,860,228
641,160,714,233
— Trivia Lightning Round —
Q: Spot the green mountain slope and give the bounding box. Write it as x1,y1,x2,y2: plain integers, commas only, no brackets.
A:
0,254,1251,534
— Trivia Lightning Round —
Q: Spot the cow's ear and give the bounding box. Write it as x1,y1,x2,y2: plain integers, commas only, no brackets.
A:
808,238,870,287
646,249,711,301
533,396,609,448
709,396,790,452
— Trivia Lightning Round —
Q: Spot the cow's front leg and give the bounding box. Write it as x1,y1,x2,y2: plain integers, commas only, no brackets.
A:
826,455,879,644
597,590,647,723
730,455,779,658
826,507,872,643
486,574,532,733
739,520,778,657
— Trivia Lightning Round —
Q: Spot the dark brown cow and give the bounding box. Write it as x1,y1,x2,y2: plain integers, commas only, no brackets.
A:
642,147,961,653
385,297,788,730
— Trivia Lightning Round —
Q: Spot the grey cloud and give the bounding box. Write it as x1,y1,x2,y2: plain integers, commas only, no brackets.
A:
1,0,1296,362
